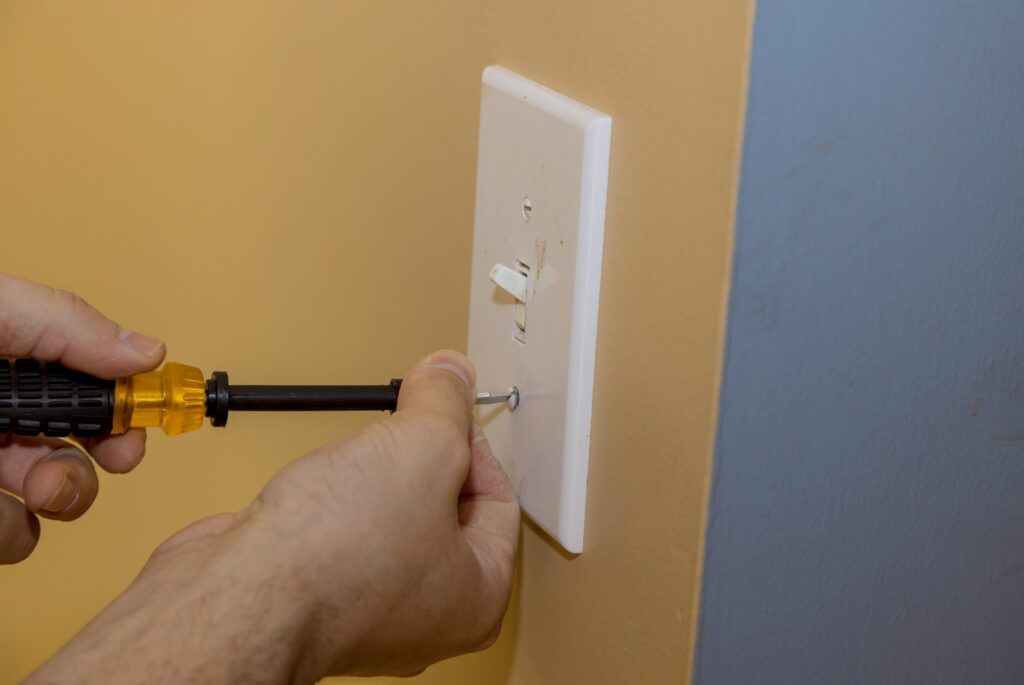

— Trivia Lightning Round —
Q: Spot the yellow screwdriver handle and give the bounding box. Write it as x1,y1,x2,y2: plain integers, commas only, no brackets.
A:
113,362,206,436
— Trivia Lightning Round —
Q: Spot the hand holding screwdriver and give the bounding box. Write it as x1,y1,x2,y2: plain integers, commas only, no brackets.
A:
0,273,165,562
4,272,520,684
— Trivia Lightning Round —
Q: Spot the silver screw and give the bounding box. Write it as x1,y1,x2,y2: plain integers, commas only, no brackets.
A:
475,386,520,410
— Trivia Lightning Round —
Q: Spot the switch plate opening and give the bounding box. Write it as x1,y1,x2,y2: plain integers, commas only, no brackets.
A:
513,260,530,344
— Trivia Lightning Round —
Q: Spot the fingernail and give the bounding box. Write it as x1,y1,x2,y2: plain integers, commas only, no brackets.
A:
42,474,77,514
426,351,475,391
118,328,165,357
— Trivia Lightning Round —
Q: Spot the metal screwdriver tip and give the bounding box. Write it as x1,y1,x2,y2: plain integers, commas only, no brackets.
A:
475,386,520,410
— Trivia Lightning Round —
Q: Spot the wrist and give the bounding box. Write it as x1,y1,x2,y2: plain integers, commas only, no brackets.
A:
29,508,345,685
225,502,364,682
230,496,370,680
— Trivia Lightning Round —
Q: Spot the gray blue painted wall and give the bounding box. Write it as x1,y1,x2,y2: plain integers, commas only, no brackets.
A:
695,2,1024,683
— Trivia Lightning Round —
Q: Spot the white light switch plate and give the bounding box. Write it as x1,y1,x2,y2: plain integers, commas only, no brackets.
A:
467,66,611,553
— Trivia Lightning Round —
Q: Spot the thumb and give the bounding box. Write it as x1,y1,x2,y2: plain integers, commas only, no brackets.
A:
396,349,476,438
0,273,165,379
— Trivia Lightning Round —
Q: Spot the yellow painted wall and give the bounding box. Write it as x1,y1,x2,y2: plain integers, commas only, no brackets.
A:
0,2,752,682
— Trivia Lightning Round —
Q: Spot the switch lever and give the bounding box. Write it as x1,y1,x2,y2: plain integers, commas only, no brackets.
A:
489,263,528,302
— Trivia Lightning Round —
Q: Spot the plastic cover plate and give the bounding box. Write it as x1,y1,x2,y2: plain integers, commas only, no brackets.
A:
467,66,611,553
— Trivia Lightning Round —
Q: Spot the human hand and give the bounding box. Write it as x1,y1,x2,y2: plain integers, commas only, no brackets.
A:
29,350,520,684
0,273,165,564
254,350,520,678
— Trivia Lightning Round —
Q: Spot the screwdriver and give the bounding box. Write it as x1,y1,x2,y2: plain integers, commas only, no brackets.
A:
0,359,519,439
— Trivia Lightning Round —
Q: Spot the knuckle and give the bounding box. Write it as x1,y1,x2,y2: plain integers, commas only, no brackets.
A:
416,369,470,405
360,420,393,445
49,442,88,462
32,290,81,356
417,412,468,447
0,308,40,358
436,370,471,401
45,447,97,482
493,535,519,574
54,288,95,320
354,422,399,461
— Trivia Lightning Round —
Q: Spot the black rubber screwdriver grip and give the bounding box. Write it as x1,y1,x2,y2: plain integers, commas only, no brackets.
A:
0,360,115,438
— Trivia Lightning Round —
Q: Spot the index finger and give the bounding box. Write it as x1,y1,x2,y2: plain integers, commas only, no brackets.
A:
0,273,165,379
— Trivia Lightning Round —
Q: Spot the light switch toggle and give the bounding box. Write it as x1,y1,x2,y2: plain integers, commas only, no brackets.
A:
489,263,528,302
490,262,529,343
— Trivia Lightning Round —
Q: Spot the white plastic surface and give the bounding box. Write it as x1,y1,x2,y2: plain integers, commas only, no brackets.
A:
489,263,529,303
467,66,611,553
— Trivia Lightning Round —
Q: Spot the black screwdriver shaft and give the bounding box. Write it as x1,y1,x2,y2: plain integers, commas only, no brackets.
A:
205,373,403,427
227,384,400,412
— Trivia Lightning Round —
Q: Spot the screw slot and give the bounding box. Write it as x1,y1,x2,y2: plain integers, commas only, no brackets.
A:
522,196,533,221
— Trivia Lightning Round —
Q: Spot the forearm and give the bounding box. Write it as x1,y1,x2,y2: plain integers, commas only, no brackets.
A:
26,517,330,685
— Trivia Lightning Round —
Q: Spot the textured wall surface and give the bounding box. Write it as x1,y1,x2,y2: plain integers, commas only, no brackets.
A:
696,2,1024,684
0,2,754,683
